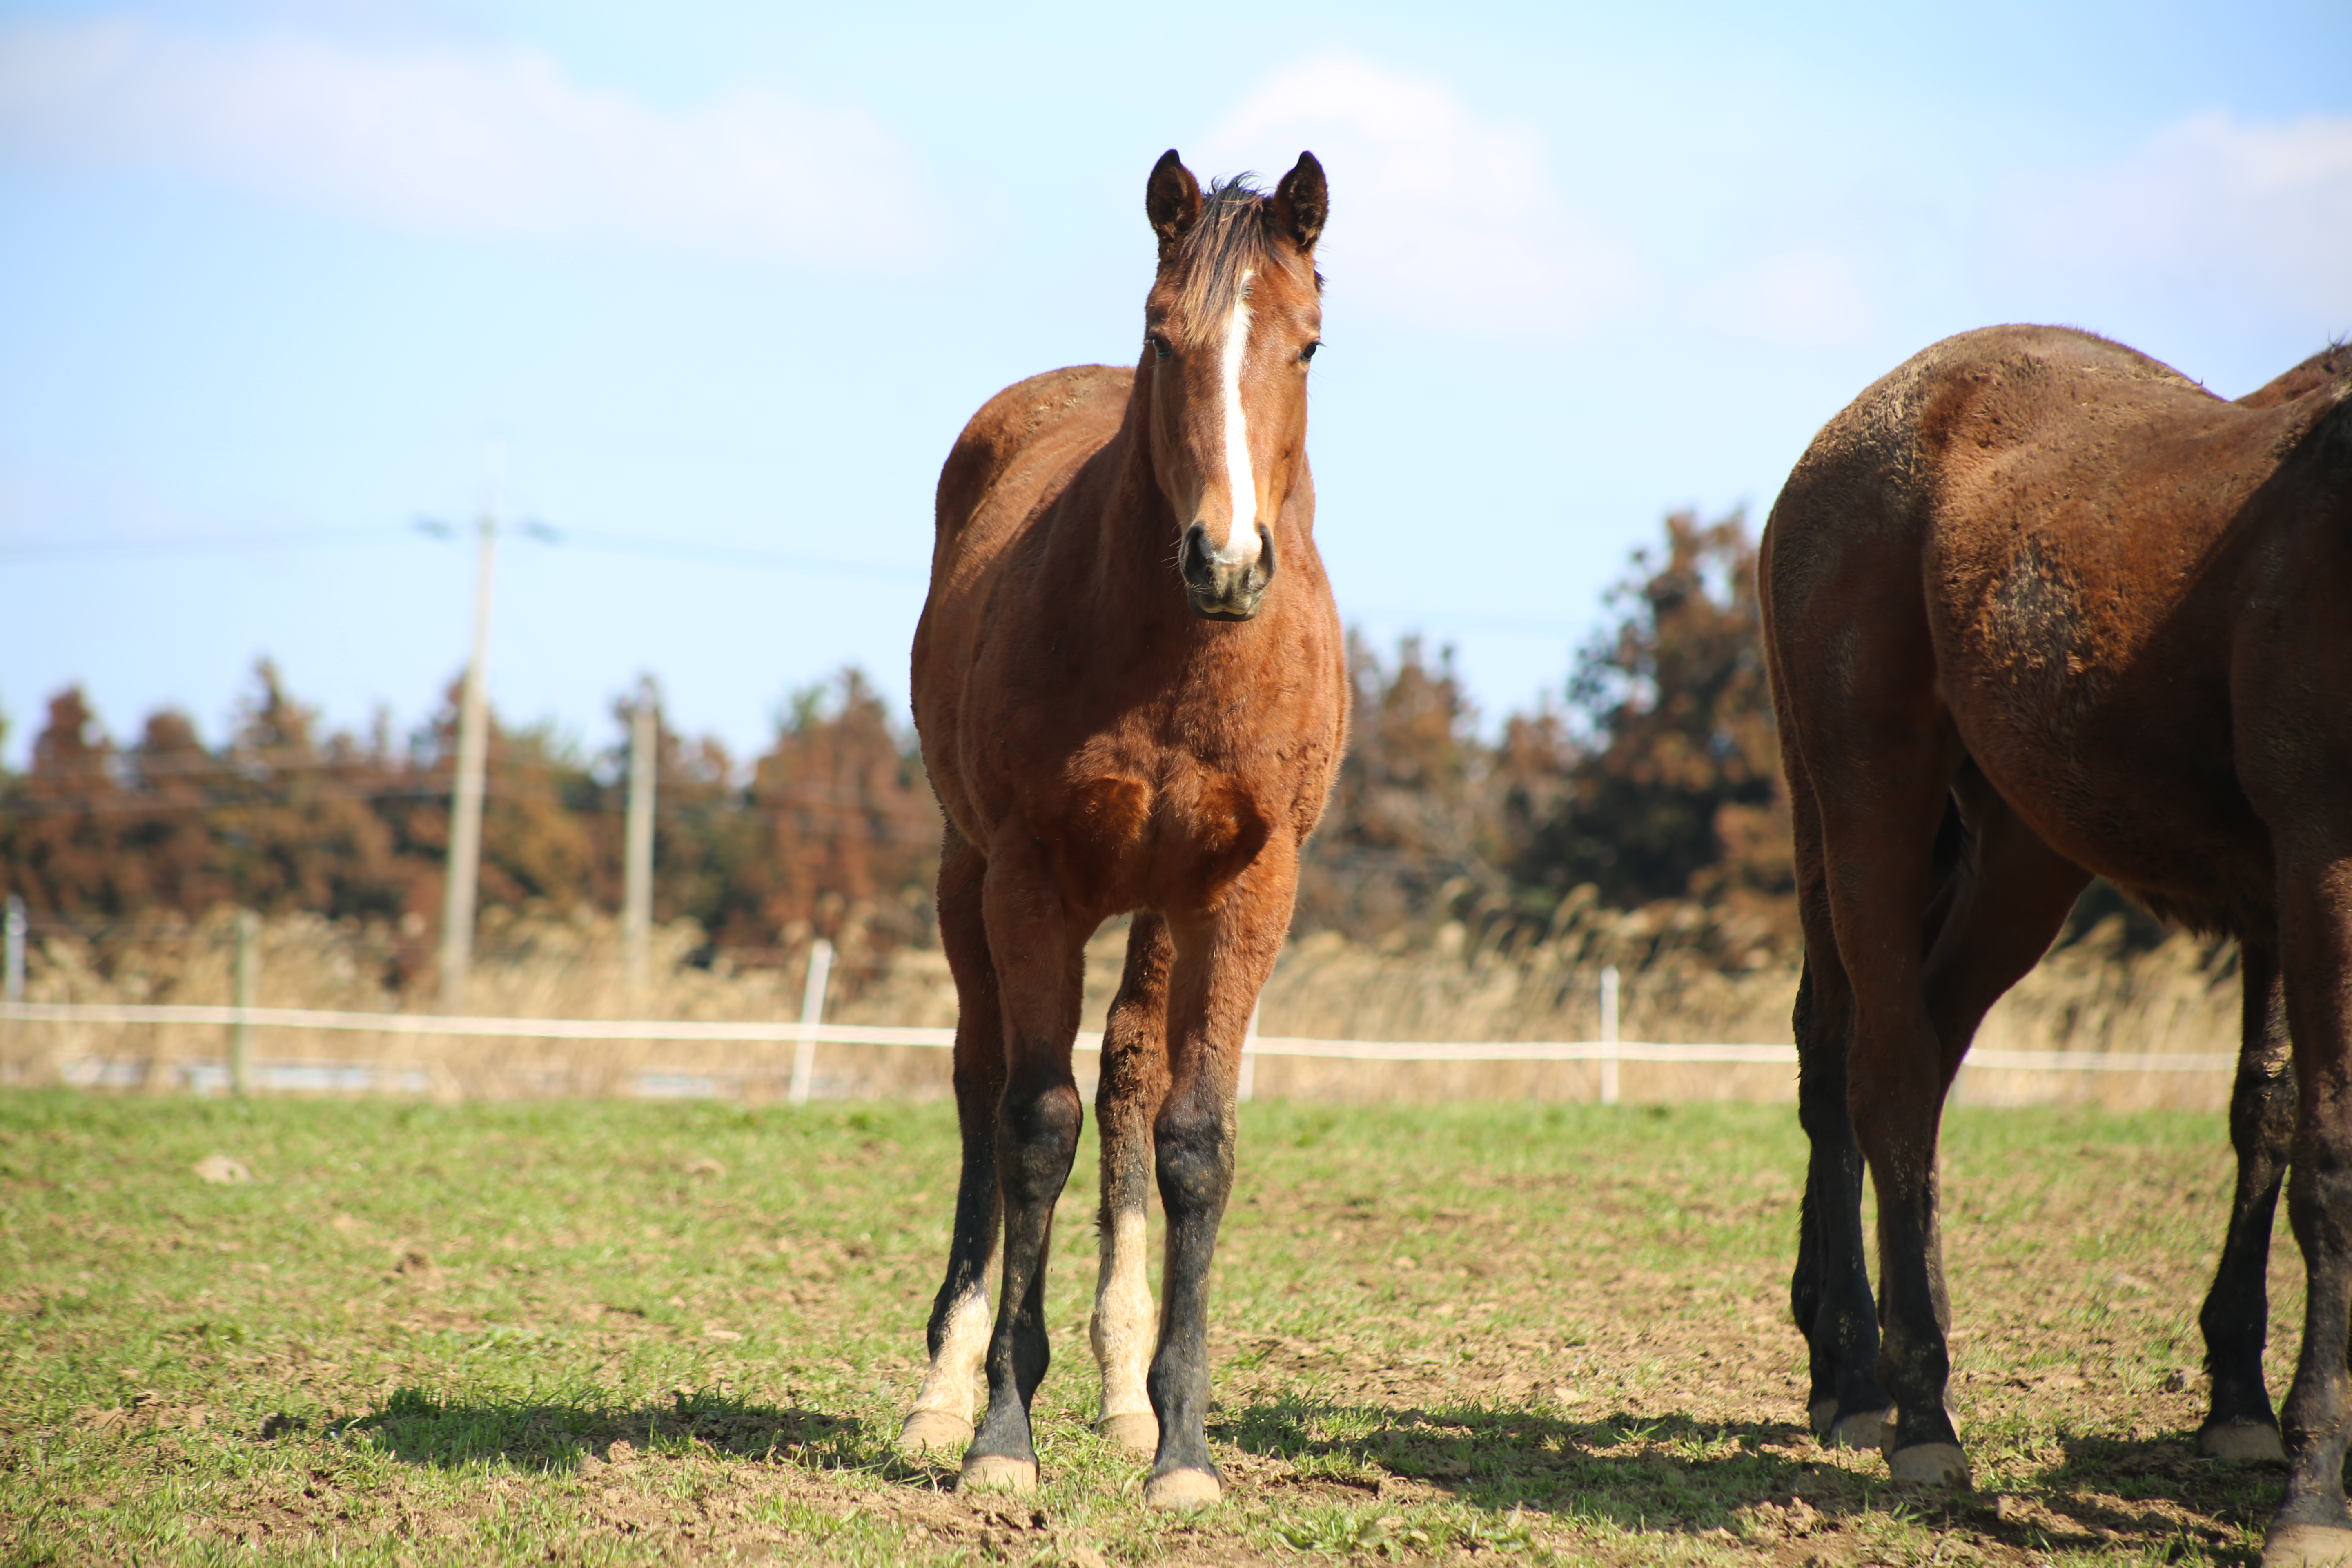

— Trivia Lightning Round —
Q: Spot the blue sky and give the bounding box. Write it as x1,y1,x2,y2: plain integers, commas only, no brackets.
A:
3,0,2348,769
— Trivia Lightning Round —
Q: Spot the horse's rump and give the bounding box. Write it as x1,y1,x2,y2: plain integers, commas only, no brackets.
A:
1764,323,2352,933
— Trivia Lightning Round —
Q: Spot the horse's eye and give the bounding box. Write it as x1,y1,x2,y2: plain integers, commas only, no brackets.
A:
1300,341,1320,363
1149,334,1172,361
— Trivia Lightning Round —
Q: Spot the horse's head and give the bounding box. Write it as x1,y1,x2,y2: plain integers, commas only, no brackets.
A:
1140,149,1325,622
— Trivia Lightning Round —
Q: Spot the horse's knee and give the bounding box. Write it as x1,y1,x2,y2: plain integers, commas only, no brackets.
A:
996,1076,1082,1196
1154,1106,1233,1214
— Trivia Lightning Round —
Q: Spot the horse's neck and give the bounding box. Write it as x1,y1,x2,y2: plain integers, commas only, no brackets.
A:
1070,405,1194,626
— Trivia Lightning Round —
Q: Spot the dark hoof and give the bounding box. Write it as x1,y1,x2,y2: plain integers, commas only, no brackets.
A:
2198,1420,2287,1464
1808,1397,1838,1437
2263,1524,2352,1568
1885,1441,1971,1487
959,1453,1038,1493
1144,1467,1222,1508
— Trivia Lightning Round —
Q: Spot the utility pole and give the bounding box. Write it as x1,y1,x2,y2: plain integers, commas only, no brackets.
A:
622,676,658,997
438,494,500,1013
3,895,25,1008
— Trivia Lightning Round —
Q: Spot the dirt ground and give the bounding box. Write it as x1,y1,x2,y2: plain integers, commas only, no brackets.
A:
0,1093,2297,1564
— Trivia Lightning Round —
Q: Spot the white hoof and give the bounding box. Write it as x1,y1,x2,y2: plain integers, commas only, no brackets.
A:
1886,1441,1971,1487
959,1453,1038,1493
1808,1398,1838,1436
1828,1408,1890,1450
1098,1412,1158,1454
2199,1421,2287,1464
1144,1467,1222,1509
2263,1524,2352,1568
899,1410,975,1454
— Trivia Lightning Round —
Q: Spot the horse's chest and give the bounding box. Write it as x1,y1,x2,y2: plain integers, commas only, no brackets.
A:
1049,766,1273,907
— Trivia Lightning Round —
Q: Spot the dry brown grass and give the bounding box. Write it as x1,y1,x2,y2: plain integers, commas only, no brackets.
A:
1,898,2243,1111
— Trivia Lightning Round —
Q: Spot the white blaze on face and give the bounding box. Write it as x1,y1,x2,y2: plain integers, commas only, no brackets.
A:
1207,279,1264,566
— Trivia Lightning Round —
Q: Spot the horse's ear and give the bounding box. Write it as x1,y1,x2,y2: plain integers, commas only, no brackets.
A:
1147,149,1202,258
1273,151,1326,253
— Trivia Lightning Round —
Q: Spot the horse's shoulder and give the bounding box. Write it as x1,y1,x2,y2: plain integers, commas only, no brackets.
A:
944,364,1130,479
933,367,1131,564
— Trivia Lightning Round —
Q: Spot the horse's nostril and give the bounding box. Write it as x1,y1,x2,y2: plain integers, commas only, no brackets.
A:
1181,524,1212,581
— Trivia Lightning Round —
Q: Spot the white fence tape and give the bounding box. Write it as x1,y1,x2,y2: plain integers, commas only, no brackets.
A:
0,1000,2238,1074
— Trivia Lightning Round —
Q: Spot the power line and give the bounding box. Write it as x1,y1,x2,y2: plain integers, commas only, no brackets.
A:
0,527,412,559
1,521,924,583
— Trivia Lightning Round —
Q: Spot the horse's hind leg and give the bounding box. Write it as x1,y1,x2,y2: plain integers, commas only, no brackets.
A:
1093,915,1174,1454
2265,855,2352,1566
2198,938,2293,1463
903,829,1005,1454
1802,698,1976,1487
1787,748,1893,1447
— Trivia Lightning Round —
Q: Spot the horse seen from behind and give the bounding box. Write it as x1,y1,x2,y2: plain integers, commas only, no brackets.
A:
1763,325,2352,1566
898,150,1345,1509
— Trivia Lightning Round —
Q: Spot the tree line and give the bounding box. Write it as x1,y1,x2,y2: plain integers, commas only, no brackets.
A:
0,512,1793,975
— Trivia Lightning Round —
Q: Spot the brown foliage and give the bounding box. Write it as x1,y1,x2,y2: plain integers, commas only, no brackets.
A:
0,661,938,984
0,514,1809,967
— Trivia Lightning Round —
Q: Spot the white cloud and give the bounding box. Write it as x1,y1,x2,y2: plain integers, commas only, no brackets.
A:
1998,109,2352,321
0,19,930,263
1194,54,1640,336
1691,246,1880,348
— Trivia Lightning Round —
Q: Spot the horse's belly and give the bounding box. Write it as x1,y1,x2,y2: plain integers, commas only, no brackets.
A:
1946,660,2266,919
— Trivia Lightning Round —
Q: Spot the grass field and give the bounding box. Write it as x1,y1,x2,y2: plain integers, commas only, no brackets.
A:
0,1091,2302,1565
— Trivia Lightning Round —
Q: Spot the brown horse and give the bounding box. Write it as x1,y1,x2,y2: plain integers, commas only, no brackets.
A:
896,150,1345,1507
1763,324,2352,1565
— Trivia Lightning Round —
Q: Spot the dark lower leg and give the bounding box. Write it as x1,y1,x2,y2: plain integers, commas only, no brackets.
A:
1869,1141,1964,1459
2203,940,2293,1450
967,1070,1082,1471
908,1072,1002,1434
1149,1087,1234,1483
1792,962,1889,1435
2270,869,2352,1548
2275,1156,2352,1533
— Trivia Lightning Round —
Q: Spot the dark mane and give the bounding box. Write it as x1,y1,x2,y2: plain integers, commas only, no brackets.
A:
1167,176,1285,332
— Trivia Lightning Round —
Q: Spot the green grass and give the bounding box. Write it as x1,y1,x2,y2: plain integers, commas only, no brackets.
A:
0,1091,2297,1564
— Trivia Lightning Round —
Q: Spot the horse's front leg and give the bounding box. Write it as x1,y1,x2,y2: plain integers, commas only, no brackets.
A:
959,854,1088,1494
1093,914,1174,1453
1145,870,1291,1508
2199,936,2293,1463
903,831,1004,1454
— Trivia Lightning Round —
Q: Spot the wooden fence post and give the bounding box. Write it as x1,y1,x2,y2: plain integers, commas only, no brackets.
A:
231,910,258,1098
789,939,834,1105
1599,965,1621,1107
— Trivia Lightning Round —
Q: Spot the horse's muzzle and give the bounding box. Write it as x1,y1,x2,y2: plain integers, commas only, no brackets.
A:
1180,523,1275,621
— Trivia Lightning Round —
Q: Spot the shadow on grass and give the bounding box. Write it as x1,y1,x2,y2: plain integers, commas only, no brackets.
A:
351,1386,920,1478
1227,1398,2283,1555
2041,1430,2281,1540
1223,1398,1868,1529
